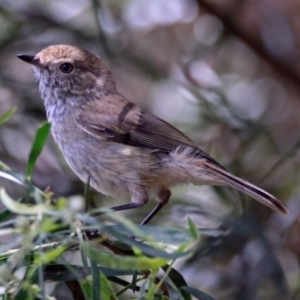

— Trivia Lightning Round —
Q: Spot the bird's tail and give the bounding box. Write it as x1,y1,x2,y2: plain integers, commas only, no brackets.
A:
201,161,289,215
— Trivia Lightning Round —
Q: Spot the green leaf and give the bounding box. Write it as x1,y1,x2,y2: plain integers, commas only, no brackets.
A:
82,241,168,271
87,271,117,300
26,122,51,179
80,242,90,273
81,280,92,299
0,107,16,127
187,218,198,241
0,194,31,222
34,244,68,264
91,260,100,300
0,188,50,214
161,265,191,300
100,272,117,300
103,224,194,245
180,286,216,300
131,270,138,294
102,225,190,259
164,282,184,300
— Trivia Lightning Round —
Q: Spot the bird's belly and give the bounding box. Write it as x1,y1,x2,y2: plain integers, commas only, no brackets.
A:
58,139,163,197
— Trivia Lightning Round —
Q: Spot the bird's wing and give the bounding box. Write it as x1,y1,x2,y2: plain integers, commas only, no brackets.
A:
76,99,220,164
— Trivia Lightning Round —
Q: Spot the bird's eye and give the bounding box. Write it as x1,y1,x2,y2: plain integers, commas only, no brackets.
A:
60,63,74,74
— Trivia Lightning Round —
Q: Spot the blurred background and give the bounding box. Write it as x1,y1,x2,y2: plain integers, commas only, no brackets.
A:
0,0,300,299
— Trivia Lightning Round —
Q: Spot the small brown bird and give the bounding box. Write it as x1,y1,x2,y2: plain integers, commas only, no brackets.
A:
18,45,288,224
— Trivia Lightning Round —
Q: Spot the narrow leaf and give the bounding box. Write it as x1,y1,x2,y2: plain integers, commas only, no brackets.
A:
81,280,92,299
102,225,190,259
82,242,168,270
26,122,51,178
86,272,117,300
0,194,31,222
187,218,198,241
103,224,194,245
91,260,100,300
0,107,16,126
100,272,117,300
131,270,138,294
34,244,68,264
162,265,191,300
0,188,50,214
164,282,184,300
180,286,216,300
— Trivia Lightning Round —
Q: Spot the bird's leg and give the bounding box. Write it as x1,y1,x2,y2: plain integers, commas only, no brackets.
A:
91,187,149,216
140,187,171,225
91,187,171,225
111,187,149,212
109,202,144,211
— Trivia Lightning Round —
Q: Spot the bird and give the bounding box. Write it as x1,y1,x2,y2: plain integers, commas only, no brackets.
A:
18,45,288,224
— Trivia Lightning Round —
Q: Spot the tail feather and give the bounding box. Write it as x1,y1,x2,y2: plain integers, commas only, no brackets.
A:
202,161,289,215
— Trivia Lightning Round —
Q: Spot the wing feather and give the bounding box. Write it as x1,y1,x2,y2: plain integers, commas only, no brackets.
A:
77,98,221,165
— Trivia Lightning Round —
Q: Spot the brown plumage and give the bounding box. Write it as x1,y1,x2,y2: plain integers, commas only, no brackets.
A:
18,45,288,224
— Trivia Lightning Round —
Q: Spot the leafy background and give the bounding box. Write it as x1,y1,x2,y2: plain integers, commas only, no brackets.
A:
0,0,300,299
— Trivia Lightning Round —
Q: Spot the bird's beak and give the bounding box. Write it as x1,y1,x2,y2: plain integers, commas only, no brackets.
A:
18,54,41,67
